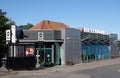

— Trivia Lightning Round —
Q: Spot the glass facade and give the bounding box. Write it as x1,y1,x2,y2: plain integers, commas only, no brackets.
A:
35,42,61,65
36,47,52,65
82,45,110,62
55,43,60,65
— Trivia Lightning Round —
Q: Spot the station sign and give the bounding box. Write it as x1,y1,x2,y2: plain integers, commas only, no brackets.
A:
11,25,16,43
77,27,104,34
83,28,104,34
6,30,11,41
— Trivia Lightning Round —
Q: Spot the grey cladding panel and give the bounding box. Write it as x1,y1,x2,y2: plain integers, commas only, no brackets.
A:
23,30,38,40
43,31,54,40
42,30,61,40
22,30,61,40
54,31,61,40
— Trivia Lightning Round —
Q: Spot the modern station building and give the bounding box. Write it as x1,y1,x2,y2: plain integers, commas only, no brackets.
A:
6,20,119,69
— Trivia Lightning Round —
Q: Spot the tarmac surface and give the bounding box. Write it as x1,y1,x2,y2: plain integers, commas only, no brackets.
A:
1,58,120,78
73,64,120,78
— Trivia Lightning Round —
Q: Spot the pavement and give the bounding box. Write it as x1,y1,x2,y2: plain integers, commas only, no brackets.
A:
0,58,120,78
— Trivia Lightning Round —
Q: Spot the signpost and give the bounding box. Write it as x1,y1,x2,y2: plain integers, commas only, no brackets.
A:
6,25,16,71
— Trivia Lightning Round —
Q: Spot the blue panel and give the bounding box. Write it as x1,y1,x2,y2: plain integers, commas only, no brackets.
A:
82,44,110,62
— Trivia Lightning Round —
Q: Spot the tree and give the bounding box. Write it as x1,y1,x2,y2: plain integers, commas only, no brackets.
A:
0,9,15,57
19,23,33,29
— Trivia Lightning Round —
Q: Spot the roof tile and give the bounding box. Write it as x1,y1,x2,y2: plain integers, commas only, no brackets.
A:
30,20,69,30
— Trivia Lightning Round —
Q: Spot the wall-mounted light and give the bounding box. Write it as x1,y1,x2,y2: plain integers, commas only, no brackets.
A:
66,37,70,40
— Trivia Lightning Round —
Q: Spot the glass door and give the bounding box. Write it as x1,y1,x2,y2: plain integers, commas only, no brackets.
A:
36,43,52,66
36,42,61,66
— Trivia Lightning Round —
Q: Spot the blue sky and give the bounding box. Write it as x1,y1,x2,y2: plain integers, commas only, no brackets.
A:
0,0,120,39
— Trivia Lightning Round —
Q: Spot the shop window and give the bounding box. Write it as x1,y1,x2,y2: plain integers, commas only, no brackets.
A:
25,46,34,57
16,46,24,57
16,45,35,57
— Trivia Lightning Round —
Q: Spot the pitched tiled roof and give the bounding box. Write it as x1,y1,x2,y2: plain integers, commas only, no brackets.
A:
30,20,69,30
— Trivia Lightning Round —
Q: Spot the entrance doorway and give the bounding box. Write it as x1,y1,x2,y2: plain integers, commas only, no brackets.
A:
36,42,61,66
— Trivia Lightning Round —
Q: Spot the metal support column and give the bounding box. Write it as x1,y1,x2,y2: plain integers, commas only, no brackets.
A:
52,44,54,64
13,45,16,57
10,46,13,57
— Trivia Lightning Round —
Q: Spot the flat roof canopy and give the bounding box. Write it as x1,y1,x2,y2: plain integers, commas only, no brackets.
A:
19,39,64,43
81,32,109,45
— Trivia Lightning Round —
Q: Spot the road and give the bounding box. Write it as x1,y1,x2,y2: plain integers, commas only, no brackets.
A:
1,64,120,78
1,58,120,78
73,64,120,78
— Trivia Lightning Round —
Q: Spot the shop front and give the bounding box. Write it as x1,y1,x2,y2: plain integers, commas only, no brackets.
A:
6,41,62,69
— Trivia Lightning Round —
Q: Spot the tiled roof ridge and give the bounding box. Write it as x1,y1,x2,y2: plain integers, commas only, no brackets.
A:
30,20,69,30
41,20,44,29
